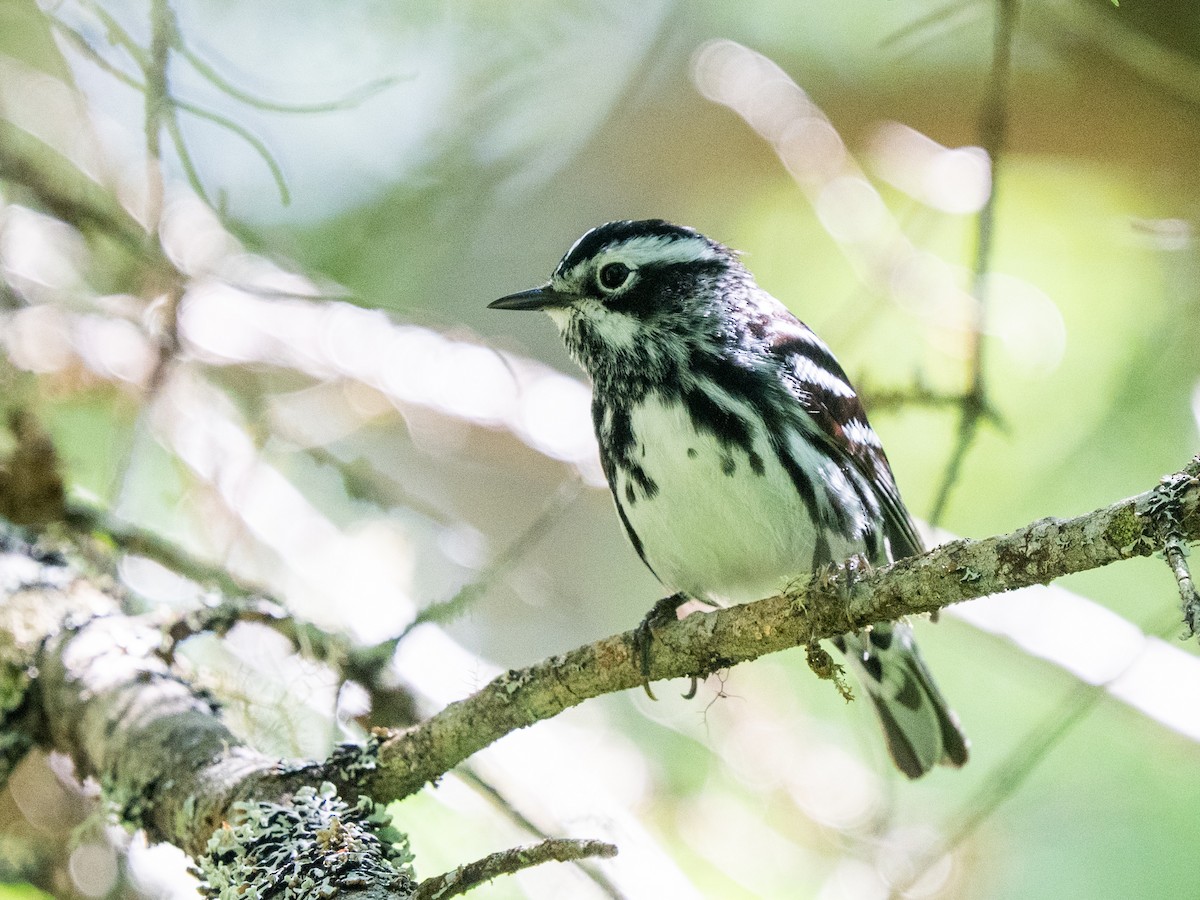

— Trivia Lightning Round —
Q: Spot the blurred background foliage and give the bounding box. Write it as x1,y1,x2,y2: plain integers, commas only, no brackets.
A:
1,0,1199,897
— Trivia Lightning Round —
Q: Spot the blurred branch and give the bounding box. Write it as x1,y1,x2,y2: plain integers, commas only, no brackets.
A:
892,604,1182,898
304,447,457,528
178,43,401,115
61,0,399,207
0,524,412,894
50,11,292,204
927,0,1015,526
65,500,256,600
143,0,174,215
859,376,992,416
1,521,630,896
1034,0,1200,111
881,0,989,56
365,457,1200,800
0,120,159,256
412,839,618,900
60,513,409,704
399,477,581,637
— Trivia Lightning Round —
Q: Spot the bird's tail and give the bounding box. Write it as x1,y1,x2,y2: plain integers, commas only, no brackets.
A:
835,622,968,778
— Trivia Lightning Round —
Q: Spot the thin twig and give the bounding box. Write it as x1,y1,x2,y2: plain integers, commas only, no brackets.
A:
1165,539,1199,634
859,379,979,415
143,0,173,223
880,0,989,55
412,839,617,900
179,42,401,115
928,0,1017,526
398,477,582,638
456,767,629,900
54,10,290,204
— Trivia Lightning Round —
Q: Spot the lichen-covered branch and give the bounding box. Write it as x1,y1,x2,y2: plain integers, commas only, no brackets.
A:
364,458,1200,801
0,526,414,899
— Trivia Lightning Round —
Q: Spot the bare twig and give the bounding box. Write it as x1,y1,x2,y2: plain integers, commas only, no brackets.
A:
399,477,582,638
413,839,617,900
178,43,401,115
0,122,158,255
928,0,1017,526
1165,539,1199,635
859,378,980,415
455,766,628,899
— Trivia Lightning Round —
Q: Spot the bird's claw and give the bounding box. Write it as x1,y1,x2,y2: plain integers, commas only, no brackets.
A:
632,592,686,700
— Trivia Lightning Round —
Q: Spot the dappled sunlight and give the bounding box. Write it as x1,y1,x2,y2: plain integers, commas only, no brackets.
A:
692,38,1065,377
178,276,602,482
952,582,1200,740
870,123,991,215
155,369,418,639
0,204,88,297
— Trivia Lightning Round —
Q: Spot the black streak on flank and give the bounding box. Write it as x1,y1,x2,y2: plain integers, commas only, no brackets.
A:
721,456,736,476
598,403,659,499
684,350,767,476
625,483,637,506
686,448,697,459
895,671,924,711
748,450,764,475
613,497,657,579
861,652,884,683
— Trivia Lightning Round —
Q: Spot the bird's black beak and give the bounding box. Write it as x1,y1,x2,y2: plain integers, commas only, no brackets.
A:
488,284,578,311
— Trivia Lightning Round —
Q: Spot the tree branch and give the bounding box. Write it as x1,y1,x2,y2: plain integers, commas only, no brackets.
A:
0,525,415,898
365,458,1200,801
6,453,1198,893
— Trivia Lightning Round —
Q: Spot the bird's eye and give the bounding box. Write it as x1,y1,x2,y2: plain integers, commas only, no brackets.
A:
597,262,631,292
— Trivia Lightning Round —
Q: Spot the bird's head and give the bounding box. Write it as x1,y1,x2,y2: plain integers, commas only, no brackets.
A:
490,220,747,384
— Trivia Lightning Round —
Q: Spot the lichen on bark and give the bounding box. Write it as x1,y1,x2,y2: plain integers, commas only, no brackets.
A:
196,783,414,899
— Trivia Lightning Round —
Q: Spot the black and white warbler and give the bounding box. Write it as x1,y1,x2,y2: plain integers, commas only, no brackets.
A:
490,219,968,778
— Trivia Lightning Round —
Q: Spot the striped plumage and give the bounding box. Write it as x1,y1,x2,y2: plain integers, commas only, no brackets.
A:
490,220,967,778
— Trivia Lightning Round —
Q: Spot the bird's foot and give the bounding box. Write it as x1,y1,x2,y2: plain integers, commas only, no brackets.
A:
810,553,873,625
632,592,687,701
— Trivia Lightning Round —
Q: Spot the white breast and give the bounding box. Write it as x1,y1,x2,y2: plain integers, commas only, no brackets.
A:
613,395,852,604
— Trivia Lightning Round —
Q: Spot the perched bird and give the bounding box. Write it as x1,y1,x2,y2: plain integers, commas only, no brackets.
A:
489,219,967,778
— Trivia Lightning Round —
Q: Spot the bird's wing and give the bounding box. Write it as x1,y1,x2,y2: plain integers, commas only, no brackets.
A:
765,317,925,561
